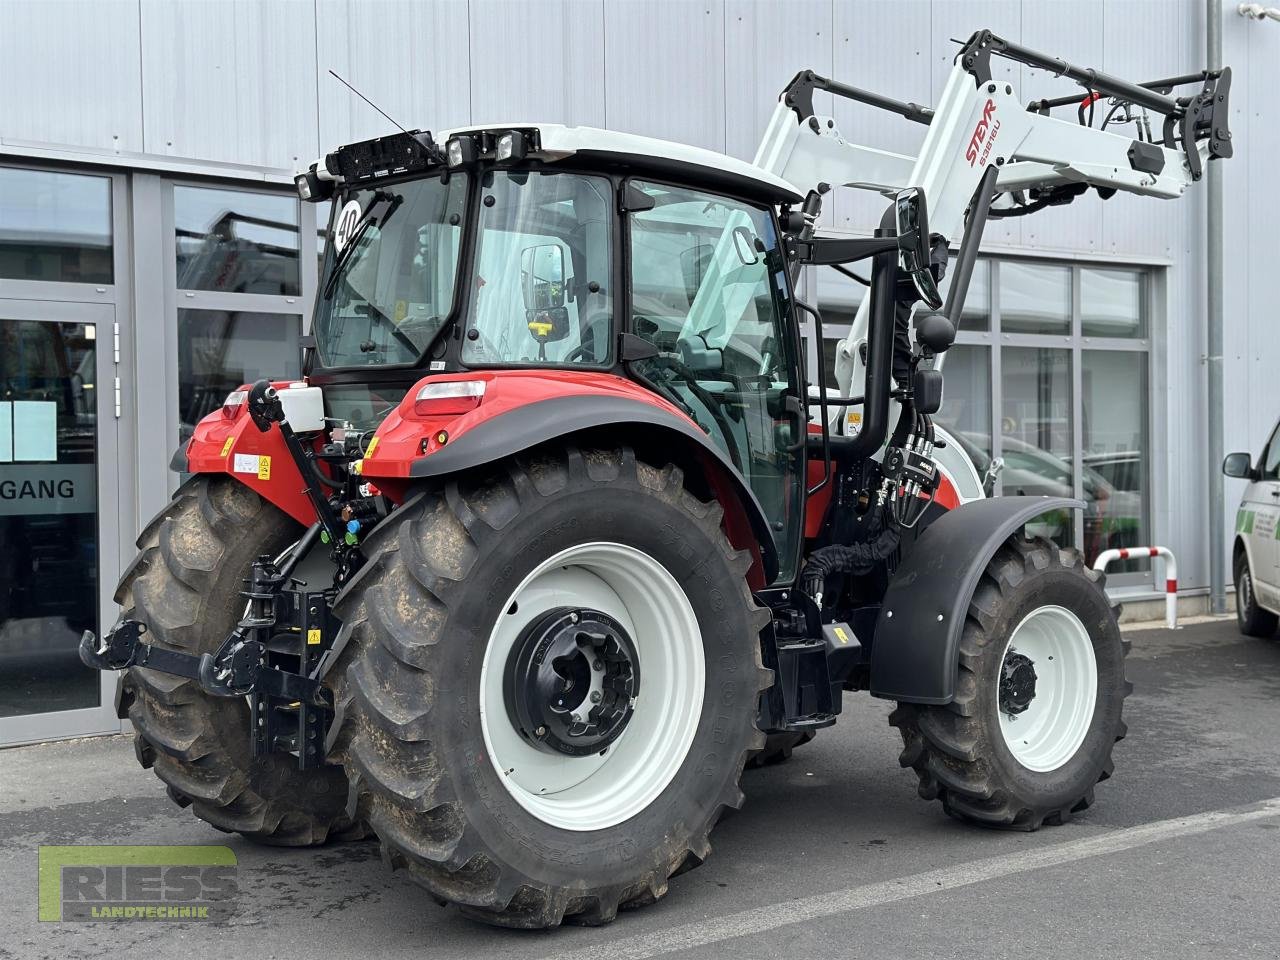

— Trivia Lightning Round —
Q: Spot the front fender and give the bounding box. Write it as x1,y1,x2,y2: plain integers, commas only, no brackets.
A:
869,495,1082,705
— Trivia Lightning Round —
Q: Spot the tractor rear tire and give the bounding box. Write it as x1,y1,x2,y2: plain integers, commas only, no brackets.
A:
115,475,361,845
890,536,1130,830
325,445,770,928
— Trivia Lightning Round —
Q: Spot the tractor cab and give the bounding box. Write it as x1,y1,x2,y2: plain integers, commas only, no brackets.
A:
301,125,816,582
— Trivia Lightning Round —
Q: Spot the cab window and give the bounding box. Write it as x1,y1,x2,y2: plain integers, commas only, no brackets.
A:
463,171,613,366
626,180,803,581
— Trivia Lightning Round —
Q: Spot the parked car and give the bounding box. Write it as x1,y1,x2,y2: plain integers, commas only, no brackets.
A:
1223,419,1280,637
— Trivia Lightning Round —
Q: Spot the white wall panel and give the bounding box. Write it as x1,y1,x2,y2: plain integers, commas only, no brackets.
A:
315,0,472,153
139,0,318,167
831,0,932,233
467,0,606,127
1237,3,1280,515
0,0,144,152
603,0,726,152
723,0,831,163
1016,0,1104,255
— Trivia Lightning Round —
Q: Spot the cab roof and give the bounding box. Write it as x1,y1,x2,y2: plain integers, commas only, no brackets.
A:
428,123,804,205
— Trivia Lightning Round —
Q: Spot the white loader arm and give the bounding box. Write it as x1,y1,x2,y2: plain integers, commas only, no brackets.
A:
753,29,1231,404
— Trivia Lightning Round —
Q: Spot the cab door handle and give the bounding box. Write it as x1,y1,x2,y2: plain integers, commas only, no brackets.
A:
782,394,807,453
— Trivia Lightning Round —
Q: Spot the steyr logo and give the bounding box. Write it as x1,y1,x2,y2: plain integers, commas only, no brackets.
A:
966,98,999,166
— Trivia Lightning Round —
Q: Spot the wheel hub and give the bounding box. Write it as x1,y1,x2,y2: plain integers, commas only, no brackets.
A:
1000,651,1038,715
504,607,640,757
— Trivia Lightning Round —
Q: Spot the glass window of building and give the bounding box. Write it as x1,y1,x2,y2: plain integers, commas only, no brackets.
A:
1000,261,1070,335
174,186,301,295
0,318,101,716
177,309,301,442
936,344,992,462
1001,345,1074,547
808,255,1154,576
1082,350,1150,570
0,167,113,284
940,258,991,332
1081,268,1145,339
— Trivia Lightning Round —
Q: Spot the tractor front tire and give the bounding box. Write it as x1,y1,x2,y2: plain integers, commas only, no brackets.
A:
325,445,769,928
890,536,1130,830
116,475,360,845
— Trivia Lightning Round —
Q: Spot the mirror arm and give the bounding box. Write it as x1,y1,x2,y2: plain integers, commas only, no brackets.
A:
788,235,899,266
943,166,1000,327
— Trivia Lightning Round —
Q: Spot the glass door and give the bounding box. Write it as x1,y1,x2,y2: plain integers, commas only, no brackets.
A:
0,298,120,745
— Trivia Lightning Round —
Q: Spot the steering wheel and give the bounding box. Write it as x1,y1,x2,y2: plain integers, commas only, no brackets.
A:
643,354,743,467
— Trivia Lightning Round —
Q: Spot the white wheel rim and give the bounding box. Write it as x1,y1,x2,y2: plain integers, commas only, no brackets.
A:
478,542,704,831
997,605,1097,773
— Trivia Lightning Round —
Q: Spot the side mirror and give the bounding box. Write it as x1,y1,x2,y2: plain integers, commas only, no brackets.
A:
895,188,944,310
1223,452,1255,479
520,244,566,311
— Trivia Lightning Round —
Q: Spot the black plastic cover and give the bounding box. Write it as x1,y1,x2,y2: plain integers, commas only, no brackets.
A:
912,368,944,415
868,495,1082,704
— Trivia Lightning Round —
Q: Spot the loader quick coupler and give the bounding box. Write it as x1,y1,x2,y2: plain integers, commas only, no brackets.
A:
504,607,640,758
81,552,344,770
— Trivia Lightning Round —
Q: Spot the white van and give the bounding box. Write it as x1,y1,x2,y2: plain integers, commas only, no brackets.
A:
1224,422,1280,636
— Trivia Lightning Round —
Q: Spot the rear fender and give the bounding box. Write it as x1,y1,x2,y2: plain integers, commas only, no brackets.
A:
869,496,1082,704
359,371,779,583
176,381,324,527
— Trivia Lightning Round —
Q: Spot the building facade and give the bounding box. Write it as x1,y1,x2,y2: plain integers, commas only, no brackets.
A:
0,0,1275,745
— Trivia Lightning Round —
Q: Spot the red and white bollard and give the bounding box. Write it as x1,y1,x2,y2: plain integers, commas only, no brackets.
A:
1092,546,1179,629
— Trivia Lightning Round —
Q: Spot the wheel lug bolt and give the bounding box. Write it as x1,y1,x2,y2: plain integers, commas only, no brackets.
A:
592,659,603,671
590,691,602,703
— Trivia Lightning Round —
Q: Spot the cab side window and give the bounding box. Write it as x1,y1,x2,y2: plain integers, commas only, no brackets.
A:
626,180,803,582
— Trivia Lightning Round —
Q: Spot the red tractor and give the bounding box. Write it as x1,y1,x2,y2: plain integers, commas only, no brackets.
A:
83,32,1231,927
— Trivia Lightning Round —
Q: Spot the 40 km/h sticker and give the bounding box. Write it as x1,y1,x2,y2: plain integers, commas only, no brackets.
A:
334,200,364,253
232,453,272,481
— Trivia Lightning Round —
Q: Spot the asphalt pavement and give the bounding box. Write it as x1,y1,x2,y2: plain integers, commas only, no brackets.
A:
3,617,1279,959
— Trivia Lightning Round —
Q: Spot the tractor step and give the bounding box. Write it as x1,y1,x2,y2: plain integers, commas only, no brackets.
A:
767,619,865,731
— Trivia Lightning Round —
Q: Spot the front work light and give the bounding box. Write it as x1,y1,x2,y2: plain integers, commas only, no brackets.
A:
413,380,486,417
496,131,528,163
446,136,478,168
294,165,334,203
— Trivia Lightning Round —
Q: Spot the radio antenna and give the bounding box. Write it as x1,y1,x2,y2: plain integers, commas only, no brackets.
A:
328,69,409,134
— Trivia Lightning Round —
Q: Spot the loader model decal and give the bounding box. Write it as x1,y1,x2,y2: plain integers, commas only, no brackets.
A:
966,98,999,166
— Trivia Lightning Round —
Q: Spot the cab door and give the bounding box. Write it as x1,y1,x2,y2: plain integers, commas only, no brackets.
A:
626,180,806,583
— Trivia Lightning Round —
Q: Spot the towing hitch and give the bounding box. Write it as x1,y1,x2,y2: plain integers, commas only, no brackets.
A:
80,551,343,770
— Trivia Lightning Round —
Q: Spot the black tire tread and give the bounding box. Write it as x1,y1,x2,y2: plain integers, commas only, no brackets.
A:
325,446,770,927
116,476,362,846
890,536,1130,831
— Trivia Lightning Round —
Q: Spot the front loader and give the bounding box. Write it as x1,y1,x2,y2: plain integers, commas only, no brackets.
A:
83,31,1231,927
